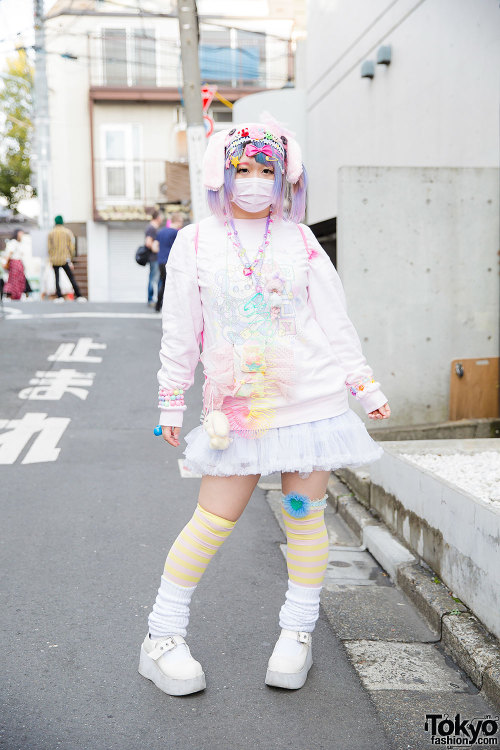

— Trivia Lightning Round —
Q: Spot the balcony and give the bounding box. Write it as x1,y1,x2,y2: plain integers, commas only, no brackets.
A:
88,27,293,100
93,158,190,221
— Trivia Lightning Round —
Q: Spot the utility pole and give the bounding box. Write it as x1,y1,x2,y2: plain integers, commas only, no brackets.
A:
33,0,51,230
177,0,209,222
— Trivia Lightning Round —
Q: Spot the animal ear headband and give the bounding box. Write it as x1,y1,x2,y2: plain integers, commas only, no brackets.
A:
202,118,304,191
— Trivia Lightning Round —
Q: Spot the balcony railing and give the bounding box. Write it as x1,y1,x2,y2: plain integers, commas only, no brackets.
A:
88,29,293,90
93,158,190,221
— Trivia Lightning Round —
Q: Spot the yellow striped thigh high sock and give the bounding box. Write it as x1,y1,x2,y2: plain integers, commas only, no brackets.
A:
279,492,329,633
148,503,236,639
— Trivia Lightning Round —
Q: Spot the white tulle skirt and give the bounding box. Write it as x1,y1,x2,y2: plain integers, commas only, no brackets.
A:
182,408,384,478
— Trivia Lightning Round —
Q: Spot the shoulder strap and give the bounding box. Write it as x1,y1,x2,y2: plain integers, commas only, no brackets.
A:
193,223,204,348
296,223,318,261
194,223,200,255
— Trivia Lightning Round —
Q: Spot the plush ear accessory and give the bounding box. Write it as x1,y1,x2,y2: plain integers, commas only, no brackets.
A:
202,128,231,191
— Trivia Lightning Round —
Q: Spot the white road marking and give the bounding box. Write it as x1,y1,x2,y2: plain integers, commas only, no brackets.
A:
344,640,468,692
48,338,107,363
5,312,159,320
1,306,24,316
0,413,70,464
18,370,95,400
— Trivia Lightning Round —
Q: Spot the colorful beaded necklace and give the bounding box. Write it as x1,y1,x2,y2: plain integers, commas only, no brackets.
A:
223,210,273,295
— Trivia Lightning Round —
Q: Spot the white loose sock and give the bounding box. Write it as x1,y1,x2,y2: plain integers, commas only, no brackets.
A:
276,580,322,659
279,580,322,632
148,575,196,639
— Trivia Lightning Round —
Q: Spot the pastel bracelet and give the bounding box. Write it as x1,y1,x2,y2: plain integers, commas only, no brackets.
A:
158,386,186,409
349,378,376,398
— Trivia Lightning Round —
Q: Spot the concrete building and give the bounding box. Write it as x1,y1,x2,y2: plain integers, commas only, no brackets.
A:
43,0,298,301
305,0,499,426
234,0,499,426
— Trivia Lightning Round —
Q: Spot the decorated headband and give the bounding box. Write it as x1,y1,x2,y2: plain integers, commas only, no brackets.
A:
202,117,304,191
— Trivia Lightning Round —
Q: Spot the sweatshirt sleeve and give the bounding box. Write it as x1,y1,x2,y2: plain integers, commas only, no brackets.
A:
157,225,203,428
302,224,388,414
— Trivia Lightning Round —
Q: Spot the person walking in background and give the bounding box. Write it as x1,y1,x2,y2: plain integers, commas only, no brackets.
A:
1,228,31,300
48,216,86,303
155,213,184,312
145,209,164,307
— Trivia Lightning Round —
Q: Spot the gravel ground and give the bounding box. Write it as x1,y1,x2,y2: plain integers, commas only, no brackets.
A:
400,451,500,504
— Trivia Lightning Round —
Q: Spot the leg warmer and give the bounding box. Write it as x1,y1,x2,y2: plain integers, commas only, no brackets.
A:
281,493,329,588
278,492,329,632
147,504,236,638
163,503,236,587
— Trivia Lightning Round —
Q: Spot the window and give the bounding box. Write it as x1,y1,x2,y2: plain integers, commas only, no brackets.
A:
133,30,156,86
101,124,143,202
199,26,264,86
102,29,127,86
101,28,157,87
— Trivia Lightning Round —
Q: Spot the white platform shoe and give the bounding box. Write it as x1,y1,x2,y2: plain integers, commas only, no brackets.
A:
265,629,313,689
138,634,206,696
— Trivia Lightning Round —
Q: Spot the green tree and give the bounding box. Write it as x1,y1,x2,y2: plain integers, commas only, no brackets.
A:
0,48,34,212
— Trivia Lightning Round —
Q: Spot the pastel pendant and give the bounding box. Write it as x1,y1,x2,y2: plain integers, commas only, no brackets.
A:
243,267,253,276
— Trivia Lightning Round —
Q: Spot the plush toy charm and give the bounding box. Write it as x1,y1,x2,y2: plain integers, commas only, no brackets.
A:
203,410,232,450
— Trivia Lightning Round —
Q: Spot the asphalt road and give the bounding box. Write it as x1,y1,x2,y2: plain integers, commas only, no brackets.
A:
1,301,394,750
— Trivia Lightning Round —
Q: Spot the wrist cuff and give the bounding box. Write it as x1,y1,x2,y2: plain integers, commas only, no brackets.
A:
159,409,184,428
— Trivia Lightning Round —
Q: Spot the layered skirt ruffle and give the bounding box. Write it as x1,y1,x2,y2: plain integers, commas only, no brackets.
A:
182,408,384,478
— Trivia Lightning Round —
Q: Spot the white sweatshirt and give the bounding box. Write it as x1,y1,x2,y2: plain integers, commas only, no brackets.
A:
157,215,387,432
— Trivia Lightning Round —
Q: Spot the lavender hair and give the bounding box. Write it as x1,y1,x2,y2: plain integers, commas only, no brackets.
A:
207,148,307,224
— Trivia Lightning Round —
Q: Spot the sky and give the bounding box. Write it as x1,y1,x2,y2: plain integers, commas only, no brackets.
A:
0,0,41,68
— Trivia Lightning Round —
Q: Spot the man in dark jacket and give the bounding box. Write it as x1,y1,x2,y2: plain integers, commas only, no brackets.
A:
155,213,184,312
145,209,163,307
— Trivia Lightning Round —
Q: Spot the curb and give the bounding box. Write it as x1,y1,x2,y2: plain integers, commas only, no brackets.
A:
326,471,500,709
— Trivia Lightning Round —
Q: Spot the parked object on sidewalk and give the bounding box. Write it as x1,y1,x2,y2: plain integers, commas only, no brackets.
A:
141,118,391,697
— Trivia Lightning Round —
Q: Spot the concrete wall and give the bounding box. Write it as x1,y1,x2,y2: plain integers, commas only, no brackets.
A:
306,0,500,223
338,166,499,426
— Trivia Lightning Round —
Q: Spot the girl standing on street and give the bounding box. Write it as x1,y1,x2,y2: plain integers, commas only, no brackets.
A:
139,119,391,697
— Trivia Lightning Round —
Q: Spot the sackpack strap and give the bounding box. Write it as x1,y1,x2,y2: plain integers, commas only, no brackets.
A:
193,222,204,348
296,223,317,260
194,223,200,255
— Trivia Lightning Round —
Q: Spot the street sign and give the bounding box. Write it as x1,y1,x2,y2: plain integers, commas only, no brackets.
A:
201,85,217,113
203,114,214,137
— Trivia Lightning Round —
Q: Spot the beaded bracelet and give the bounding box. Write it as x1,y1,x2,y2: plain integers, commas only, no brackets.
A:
158,386,186,409
349,378,376,398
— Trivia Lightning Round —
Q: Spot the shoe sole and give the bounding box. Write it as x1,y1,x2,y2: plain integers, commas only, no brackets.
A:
138,646,206,696
265,647,313,690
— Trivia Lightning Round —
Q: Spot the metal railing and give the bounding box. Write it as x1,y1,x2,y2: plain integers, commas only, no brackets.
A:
88,29,293,90
93,158,185,219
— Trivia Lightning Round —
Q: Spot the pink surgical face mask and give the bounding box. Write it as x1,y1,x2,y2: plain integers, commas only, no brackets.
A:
232,178,274,213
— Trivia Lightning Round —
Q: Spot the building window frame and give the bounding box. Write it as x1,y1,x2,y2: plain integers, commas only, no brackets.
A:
99,27,158,87
100,123,144,204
